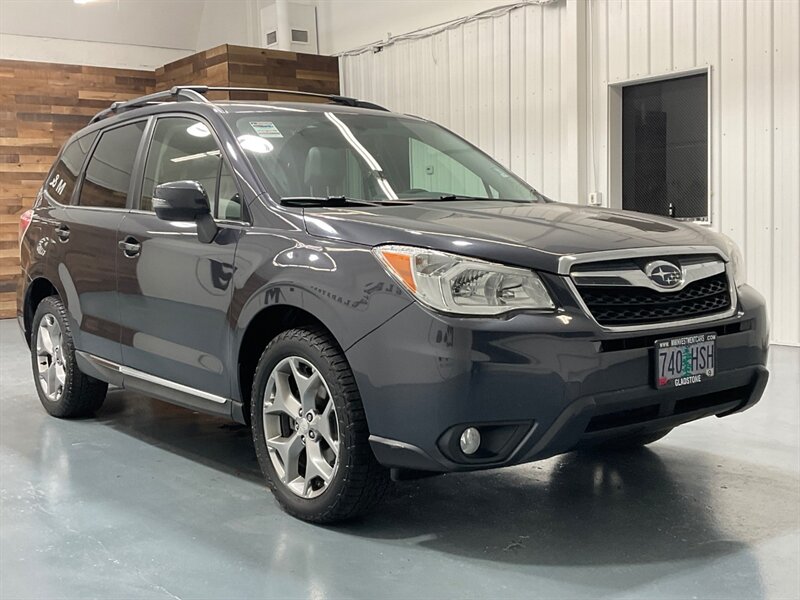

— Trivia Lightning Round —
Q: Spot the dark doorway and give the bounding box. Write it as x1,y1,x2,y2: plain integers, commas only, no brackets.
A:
622,73,708,220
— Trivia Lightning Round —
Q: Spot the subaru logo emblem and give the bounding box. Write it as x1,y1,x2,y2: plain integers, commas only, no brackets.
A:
645,260,684,289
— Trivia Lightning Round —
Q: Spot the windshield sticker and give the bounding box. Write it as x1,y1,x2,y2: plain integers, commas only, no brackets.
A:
250,121,283,138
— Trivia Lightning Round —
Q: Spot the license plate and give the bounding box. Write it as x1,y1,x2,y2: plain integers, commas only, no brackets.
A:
655,333,716,389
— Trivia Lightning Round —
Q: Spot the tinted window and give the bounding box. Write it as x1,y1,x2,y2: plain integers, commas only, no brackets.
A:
79,121,146,209
46,132,97,204
141,117,223,214
622,73,708,220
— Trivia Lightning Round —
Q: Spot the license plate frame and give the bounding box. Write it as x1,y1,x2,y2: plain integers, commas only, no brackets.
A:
654,332,717,389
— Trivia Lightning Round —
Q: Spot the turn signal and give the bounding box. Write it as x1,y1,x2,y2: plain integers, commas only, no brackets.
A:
377,249,417,293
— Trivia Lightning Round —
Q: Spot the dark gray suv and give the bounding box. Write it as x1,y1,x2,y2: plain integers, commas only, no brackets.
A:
18,86,769,522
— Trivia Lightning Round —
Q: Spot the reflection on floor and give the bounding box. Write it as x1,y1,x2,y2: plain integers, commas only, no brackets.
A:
1,319,798,599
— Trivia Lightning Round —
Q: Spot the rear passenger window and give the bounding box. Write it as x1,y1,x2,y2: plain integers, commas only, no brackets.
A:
141,117,225,214
79,121,146,209
46,132,97,204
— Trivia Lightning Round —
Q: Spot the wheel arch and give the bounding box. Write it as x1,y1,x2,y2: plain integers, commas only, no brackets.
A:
23,277,60,346
236,304,341,423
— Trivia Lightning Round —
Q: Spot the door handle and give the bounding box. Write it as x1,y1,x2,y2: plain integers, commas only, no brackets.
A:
118,237,141,258
56,224,70,242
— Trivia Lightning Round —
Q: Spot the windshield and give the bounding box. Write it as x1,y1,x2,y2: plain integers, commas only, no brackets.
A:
224,110,545,203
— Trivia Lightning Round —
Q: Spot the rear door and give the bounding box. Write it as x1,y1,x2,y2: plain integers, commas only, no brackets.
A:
44,120,147,363
116,115,244,399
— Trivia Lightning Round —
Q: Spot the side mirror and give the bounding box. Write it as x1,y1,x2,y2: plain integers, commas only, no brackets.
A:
153,180,211,221
153,180,218,243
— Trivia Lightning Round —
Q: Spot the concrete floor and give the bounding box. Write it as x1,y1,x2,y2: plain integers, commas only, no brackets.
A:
1,319,798,600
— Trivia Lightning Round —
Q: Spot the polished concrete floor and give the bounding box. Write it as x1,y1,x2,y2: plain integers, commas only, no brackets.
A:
1,319,798,600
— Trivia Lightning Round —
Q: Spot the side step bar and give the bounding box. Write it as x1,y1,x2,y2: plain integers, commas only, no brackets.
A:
75,351,232,418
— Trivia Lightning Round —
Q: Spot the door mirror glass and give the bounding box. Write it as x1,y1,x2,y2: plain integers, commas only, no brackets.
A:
152,180,211,221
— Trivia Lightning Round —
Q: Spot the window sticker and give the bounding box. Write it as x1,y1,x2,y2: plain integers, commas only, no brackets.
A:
249,121,283,138
49,173,67,196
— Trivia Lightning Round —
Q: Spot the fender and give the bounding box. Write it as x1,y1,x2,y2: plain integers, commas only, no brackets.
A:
230,228,413,348
233,278,411,353
229,235,414,407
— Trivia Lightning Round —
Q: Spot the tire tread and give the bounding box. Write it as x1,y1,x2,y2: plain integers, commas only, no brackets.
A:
32,296,107,418
251,326,389,523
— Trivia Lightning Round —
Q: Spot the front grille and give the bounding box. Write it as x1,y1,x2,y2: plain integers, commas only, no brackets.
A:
576,272,732,326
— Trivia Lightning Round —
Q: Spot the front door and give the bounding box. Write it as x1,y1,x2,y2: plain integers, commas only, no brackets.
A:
116,116,244,398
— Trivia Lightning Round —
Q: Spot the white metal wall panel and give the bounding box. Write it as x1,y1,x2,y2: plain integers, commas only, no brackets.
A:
772,0,800,345
745,0,774,319
340,0,800,344
340,1,577,202
589,0,800,345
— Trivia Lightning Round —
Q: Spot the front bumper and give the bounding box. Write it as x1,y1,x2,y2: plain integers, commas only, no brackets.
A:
346,283,770,472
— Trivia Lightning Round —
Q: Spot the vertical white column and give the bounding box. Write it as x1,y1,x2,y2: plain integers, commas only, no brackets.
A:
275,0,291,50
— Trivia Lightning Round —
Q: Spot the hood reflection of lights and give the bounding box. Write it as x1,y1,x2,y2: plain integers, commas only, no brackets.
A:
274,246,336,272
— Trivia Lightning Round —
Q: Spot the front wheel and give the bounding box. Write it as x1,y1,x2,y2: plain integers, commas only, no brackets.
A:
250,327,389,523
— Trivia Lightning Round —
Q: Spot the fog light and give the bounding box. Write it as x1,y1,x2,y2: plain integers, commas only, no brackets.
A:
459,427,481,455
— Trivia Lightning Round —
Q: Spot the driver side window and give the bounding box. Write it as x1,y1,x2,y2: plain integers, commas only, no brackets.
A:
141,117,233,216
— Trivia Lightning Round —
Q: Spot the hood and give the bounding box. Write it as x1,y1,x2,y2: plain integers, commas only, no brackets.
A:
302,200,724,273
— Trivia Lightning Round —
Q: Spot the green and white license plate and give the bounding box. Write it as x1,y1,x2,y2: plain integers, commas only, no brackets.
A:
655,332,716,389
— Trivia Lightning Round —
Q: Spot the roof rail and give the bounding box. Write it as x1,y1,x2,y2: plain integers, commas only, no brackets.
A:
89,85,388,124
89,86,211,124
189,86,389,111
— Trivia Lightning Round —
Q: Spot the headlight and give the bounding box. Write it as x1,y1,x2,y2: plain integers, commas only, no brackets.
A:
716,232,746,286
372,245,555,315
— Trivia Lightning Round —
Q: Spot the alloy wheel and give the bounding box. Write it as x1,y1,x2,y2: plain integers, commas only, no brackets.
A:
36,314,66,402
263,356,340,498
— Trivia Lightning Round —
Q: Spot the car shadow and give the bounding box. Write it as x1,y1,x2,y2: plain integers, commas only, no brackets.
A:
94,389,795,574
337,448,746,568
96,389,263,484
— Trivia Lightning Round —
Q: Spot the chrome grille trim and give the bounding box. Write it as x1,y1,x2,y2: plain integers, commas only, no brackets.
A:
564,248,739,332
557,245,729,275
571,260,725,292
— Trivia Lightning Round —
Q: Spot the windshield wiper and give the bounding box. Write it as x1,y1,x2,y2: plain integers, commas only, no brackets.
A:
405,194,529,203
280,196,381,208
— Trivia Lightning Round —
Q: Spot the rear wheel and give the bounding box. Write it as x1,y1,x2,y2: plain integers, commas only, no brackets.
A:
31,296,107,418
251,326,389,523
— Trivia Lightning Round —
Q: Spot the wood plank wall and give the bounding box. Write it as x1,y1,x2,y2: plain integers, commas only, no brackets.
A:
155,44,340,101
0,61,154,317
0,45,340,319
226,44,340,100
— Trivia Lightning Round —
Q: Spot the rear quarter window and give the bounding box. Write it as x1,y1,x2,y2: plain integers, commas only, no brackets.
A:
45,132,97,204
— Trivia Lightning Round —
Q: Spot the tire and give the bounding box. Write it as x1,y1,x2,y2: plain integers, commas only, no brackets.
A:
597,428,673,450
31,296,108,418
250,326,389,523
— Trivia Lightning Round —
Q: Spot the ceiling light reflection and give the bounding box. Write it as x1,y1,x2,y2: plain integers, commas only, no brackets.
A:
238,135,274,154
186,122,211,138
